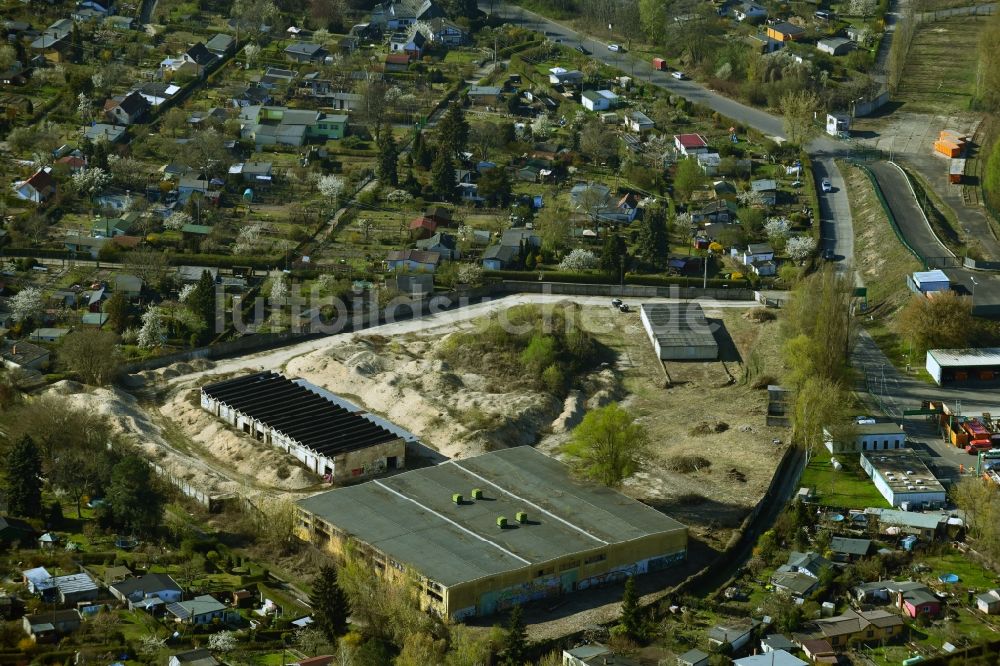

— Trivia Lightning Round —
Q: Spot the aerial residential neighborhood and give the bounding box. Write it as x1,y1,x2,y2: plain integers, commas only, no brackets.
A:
1,0,1000,664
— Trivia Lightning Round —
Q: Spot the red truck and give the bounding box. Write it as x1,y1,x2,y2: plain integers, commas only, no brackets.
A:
963,419,993,453
652,57,668,71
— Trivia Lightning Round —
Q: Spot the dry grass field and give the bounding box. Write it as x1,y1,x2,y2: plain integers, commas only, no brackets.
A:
896,17,986,114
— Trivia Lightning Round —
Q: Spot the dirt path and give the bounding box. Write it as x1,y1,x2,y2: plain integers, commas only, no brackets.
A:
162,294,760,388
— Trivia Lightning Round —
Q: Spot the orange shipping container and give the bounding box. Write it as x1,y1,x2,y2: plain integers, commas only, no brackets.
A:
939,129,967,144
951,429,969,447
935,140,962,158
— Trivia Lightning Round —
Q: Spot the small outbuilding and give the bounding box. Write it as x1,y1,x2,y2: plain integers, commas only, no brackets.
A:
817,37,854,56
909,269,950,294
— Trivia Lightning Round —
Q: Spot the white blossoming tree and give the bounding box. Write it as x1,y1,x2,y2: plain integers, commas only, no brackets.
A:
9,287,43,322
786,235,818,261
317,174,345,211
164,211,193,231
456,263,483,285
270,274,288,302
137,306,166,349
559,249,599,271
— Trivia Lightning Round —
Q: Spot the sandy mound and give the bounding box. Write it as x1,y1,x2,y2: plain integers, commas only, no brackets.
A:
44,383,238,496
159,390,318,490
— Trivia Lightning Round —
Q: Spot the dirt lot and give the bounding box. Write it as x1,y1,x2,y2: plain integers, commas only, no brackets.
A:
128,300,787,548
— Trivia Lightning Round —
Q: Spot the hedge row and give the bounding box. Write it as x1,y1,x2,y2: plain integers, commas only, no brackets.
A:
483,269,751,288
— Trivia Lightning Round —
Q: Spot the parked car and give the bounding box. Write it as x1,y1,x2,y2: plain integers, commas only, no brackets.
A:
821,178,832,192
576,45,590,55
608,43,620,52
671,71,685,80
618,304,630,313
611,298,623,307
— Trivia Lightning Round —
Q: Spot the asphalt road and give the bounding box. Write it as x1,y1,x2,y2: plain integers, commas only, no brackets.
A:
480,0,856,277
867,161,1000,312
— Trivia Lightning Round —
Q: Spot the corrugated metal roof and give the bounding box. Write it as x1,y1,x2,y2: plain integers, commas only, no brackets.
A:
927,347,1000,368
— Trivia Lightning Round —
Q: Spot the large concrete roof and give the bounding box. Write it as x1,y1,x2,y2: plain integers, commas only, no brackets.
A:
297,446,686,587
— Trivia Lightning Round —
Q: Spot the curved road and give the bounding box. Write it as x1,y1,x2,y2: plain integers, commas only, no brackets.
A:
481,0,855,278
868,161,1000,312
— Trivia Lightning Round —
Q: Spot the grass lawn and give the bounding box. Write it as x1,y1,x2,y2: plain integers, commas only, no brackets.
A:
896,17,986,114
800,448,889,509
918,553,1000,591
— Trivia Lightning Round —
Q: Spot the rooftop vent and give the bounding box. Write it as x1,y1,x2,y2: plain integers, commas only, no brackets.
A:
472,488,484,500
516,511,528,523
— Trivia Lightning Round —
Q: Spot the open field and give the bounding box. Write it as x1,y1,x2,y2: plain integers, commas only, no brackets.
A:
896,17,986,114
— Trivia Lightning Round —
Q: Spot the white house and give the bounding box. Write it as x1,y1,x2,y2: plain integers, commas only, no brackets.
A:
626,110,655,133
976,589,1000,615
581,89,617,112
735,3,768,22
825,421,906,454
740,242,774,266
817,37,854,56
13,167,56,203
696,152,722,176
674,133,709,155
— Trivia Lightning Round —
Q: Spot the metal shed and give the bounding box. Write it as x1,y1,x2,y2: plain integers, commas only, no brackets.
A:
639,303,719,360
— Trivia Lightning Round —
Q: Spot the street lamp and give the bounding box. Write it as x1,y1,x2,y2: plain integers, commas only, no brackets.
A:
970,277,978,303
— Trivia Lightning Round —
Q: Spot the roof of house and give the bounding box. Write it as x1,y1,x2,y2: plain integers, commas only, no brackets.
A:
675,133,708,148
387,249,441,264
770,570,819,596
23,167,55,193
819,37,853,49
385,53,411,65
912,269,949,285
112,573,182,597
976,589,1000,604
629,110,654,126
866,507,950,529
1,340,49,367
709,623,755,643
295,657,333,666
678,649,710,664
483,244,517,263
185,42,216,66
285,42,325,56
114,91,148,116
166,595,226,620
54,573,97,596
800,639,835,656
0,516,34,535
296,446,686,589
751,178,778,191
204,34,234,52
761,635,798,651
25,609,80,625
926,347,1000,368
468,85,501,96
747,242,775,254
734,651,807,666
408,216,437,231
114,274,143,292
172,649,219,666
830,536,871,556
771,21,806,35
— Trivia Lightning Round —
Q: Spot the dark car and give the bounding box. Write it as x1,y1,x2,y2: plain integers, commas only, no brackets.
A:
823,248,835,261
575,45,590,55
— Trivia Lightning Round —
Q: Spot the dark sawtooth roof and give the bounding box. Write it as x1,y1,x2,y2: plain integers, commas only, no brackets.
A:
201,372,397,455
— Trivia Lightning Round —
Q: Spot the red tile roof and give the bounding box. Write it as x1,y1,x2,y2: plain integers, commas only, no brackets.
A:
408,216,437,231
675,133,708,149
24,168,55,195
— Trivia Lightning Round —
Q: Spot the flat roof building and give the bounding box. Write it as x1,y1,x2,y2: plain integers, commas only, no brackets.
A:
296,446,687,621
859,449,946,509
825,421,905,454
640,303,719,360
201,372,405,483
926,348,1000,385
